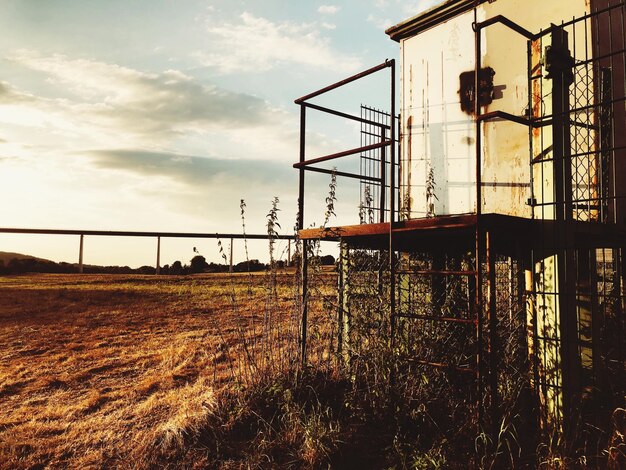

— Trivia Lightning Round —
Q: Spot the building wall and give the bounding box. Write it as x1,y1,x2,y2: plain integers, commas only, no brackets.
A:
399,0,590,219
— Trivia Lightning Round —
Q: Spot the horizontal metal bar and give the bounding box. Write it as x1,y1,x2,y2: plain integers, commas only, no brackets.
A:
537,96,626,122
360,155,386,163
361,130,389,139
404,358,475,374
293,141,391,168
532,144,626,163
395,313,475,325
575,47,626,69
533,1,625,36
475,15,535,39
477,110,534,127
481,182,531,188
0,227,295,240
569,119,597,131
361,105,392,118
304,102,390,129
529,196,626,207
396,269,477,276
302,165,382,183
295,59,394,104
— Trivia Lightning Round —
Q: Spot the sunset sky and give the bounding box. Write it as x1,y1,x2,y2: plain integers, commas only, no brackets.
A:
0,0,437,267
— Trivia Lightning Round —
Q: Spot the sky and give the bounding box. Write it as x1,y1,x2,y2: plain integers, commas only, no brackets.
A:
0,0,438,267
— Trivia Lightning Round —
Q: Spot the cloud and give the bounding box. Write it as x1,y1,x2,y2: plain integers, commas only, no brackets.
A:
83,149,300,228
367,14,394,30
400,1,440,16
371,0,440,24
87,149,293,188
195,12,361,74
0,81,35,104
0,50,303,166
318,5,339,14
8,51,278,139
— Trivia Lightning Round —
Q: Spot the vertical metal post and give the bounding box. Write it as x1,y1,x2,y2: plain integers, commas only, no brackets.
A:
380,125,386,223
551,25,573,222
527,37,536,220
287,239,291,268
527,249,542,429
156,236,161,275
474,12,485,428
486,231,499,436
338,240,350,364
78,234,84,274
617,247,625,381
599,68,612,223
229,237,234,273
389,59,397,345
298,103,309,365
298,105,306,231
589,249,602,383
301,239,309,364
549,25,580,432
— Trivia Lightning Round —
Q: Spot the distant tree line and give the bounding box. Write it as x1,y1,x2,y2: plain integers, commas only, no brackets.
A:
0,254,313,275
0,252,337,275
0,257,158,275
162,255,275,274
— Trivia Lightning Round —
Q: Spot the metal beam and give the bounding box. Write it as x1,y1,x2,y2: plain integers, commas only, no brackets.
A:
295,60,393,104
0,227,294,240
229,238,234,273
302,102,390,129
293,141,390,169
78,234,84,274
156,236,161,275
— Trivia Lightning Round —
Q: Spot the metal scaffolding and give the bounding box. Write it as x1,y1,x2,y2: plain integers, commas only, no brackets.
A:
294,1,625,457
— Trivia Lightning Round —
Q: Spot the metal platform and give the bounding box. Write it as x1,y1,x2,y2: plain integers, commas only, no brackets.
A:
299,212,626,256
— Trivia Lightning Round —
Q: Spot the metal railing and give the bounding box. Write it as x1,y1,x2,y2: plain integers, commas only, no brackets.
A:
293,60,398,362
0,227,295,274
294,59,398,229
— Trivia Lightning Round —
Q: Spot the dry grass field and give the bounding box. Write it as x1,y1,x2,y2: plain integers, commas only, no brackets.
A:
0,272,298,469
4,271,621,469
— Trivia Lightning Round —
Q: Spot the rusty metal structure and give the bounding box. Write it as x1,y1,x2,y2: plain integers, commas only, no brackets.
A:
294,0,626,453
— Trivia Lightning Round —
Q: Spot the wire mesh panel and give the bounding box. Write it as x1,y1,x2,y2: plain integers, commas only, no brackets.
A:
529,2,626,223
339,246,391,368
359,105,400,224
299,239,341,371
490,255,534,450
577,248,626,429
395,251,476,372
570,60,600,222
360,106,389,224
528,255,564,432
594,248,625,395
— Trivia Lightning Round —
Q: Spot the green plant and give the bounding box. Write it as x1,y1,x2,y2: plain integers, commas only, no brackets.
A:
359,185,375,224
475,417,521,470
400,191,411,221
426,164,438,218
605,407,626,469
239,199,254,295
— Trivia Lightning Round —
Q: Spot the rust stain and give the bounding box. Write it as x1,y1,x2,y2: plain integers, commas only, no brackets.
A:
531,39,542,141
407,116,412,162
406,114,413,217
409,64,413,104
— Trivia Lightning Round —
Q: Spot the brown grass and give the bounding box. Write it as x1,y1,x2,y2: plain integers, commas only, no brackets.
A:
0,272,295,469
